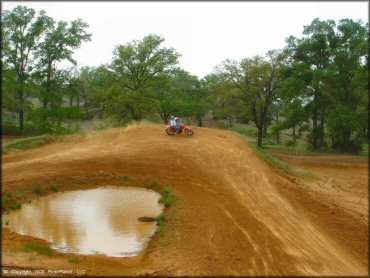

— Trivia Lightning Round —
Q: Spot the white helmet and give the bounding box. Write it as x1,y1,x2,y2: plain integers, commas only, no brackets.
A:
170,115,174,119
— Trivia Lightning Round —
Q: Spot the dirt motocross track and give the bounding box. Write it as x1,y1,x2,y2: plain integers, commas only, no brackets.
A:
2,124,368,276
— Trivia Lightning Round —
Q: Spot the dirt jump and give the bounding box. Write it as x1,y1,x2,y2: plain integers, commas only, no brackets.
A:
2,124,368,276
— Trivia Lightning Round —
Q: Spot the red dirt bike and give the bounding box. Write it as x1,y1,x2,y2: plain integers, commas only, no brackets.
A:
166,123,193,136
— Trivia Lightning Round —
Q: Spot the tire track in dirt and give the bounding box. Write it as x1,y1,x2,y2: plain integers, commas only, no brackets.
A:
2,124,368,276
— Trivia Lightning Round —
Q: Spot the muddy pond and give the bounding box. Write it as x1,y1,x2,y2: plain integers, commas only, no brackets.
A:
3,187,163,257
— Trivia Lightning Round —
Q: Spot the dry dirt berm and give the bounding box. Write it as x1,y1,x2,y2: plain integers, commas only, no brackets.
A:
2,124,368,276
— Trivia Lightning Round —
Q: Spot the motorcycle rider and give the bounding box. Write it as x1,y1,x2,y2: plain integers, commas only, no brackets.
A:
173,117,180,132
169,116,175,129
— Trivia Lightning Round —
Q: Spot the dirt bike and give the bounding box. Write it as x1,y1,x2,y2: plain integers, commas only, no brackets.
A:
166,123,193,136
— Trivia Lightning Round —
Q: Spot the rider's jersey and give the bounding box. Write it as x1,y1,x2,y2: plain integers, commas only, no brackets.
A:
173,118,179,126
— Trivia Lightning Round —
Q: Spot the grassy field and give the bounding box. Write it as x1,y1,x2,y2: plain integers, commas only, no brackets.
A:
228,126,368,157
2,135,57,154
229,130,314,179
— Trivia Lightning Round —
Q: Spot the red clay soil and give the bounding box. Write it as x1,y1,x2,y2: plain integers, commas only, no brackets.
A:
1,124,368,276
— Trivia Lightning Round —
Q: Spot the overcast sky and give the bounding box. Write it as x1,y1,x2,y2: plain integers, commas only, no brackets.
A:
3,1,368,78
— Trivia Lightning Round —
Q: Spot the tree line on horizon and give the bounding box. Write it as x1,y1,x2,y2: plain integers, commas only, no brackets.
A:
2,5,369,153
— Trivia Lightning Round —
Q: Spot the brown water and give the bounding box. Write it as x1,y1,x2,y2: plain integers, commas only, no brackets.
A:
3,187,163,257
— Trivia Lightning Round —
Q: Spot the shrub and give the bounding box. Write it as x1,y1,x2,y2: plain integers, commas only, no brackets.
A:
48,182,59,191
11,203,22,211
1,198,9,210
158,187,174,207
118,175,130,186
150,180,159,189
162,187,170,197
155,213,168,226
21,243,53,257
163,195,174,207
33,185,43,196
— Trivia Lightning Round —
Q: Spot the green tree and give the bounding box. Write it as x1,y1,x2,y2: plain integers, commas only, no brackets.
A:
87,65,114,119
2,6,50,129
276,58,312,144
171,70,207,126
217,50,283,147
203,74,240,127
285,18,336,149
109,34,180,122
34,17,91,123
324,19,368,152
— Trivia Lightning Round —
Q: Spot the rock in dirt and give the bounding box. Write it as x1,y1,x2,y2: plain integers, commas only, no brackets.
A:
138,216,156,222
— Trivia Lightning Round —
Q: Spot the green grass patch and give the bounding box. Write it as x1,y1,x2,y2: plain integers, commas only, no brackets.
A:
32,185,43,196
15,193,25,199
68,257,80,264
10,203,22,211
117,175,130,186
155,212,168,226
163,195,174,207
359,144,369,157
2,193,23,212
48,182,60,191
248,142,314,178
158,187,174,207
21,243,53,257
162,187,170,197
1,198,9,210
229,127,258,138
230,130,315,179
2,135,57,154
144,179,160,189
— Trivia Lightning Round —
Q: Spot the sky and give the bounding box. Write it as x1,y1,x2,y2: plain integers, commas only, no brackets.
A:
3,1,369,78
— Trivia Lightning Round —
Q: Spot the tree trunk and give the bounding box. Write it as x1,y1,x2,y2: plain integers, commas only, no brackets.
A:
69,96,73,107
263,122,268,137
18,82,24,130
159,111,168,124
292,125,296,144
275,114,280,144
212,110,216,120
77,96,80,107
257,125,263,147
229,118,233,128
42,65,52,127
84,100,89,119
311,91,319,149
319,115,325,147
100,104,105,119
342,129,351,151
198,115,202,127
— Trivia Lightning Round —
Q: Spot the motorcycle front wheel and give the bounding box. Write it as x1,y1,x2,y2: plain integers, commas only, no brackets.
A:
185,129,193,135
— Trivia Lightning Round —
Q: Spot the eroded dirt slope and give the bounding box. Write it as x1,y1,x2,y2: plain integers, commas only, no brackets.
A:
2,124,368,276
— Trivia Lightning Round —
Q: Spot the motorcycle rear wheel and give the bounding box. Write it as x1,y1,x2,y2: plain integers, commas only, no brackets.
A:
166,128,175,135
